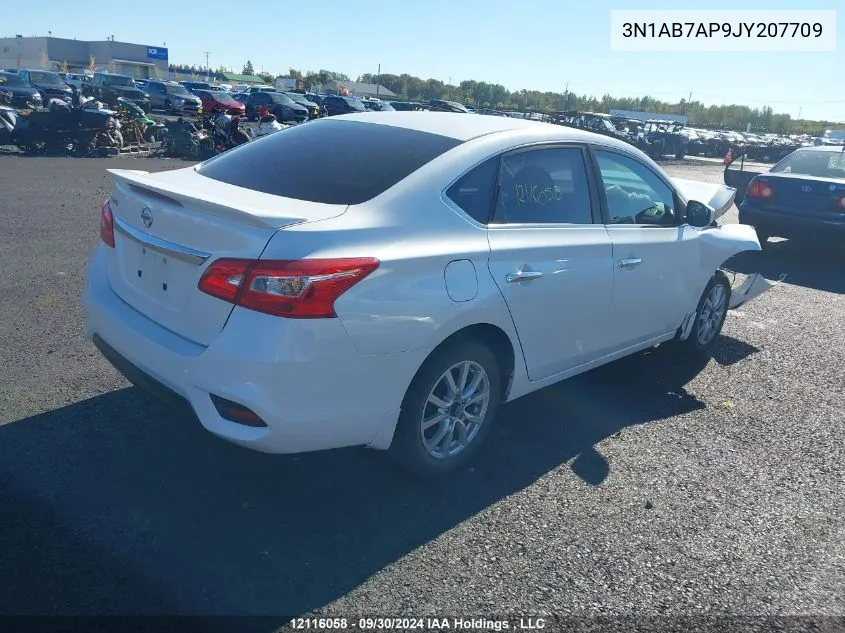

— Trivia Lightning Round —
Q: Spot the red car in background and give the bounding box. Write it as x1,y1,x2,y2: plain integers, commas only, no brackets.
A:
193,89,246,115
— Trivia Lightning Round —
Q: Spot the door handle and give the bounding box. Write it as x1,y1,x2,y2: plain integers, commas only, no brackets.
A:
617,258,643,268
506,270,543,283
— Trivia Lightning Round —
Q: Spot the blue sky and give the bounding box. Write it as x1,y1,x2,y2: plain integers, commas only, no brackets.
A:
6,0,842,120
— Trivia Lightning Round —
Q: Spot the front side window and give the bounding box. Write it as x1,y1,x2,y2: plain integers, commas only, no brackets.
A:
493,147,593,225
594,151,677,226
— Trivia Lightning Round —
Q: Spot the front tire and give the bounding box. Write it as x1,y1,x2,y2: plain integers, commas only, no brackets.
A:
682,272,731,354
390,340,502,476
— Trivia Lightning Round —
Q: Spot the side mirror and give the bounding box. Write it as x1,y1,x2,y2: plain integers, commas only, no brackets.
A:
686,200,715,228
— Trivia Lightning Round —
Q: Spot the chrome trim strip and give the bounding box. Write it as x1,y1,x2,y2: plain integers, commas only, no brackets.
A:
113,216,211,266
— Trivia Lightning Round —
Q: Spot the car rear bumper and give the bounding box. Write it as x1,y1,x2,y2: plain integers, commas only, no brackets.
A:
170,102,199,113
82,245,419,454
739,203,845,239
126,97,150,110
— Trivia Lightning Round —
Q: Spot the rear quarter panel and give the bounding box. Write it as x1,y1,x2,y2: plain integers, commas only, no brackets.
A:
262,198,520,358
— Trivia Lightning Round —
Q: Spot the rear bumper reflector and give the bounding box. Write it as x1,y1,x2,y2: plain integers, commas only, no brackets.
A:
209,394,268,428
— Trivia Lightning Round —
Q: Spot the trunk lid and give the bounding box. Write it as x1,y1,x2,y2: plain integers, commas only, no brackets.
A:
756,173,845,215
104,167,348,346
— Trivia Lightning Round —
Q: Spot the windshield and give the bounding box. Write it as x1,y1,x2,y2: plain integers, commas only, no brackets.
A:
284,92,309,104
269,93,295,104
213,92,235,100
0,72,26,87
106,75,135,87
165,84,190,95
30,71,63,84
342,97,366,111
771,150,845,179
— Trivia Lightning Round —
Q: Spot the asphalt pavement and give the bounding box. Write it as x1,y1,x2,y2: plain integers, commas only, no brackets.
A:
0,155,842,631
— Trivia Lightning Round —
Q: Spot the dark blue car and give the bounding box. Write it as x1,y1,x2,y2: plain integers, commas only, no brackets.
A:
244,91,309,123
725,145,845,246
0,71,43,109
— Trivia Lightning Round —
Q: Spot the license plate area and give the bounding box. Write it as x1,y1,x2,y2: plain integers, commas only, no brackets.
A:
124,240,189,309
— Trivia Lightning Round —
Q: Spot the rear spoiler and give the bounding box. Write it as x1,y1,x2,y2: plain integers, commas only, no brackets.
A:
106,168,341,229
671,177,736,219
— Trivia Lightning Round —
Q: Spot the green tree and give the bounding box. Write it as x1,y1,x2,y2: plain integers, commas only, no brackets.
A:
87,56,96,74
289,68,303,80
242,60,255,75
39,50,50,69
107,59,117,74
59,60,69,73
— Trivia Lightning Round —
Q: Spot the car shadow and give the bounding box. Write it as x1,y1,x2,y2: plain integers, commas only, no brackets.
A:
725,238,845,295
0,343,718,626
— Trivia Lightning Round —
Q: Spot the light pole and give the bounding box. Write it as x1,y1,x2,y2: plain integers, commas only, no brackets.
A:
203,51,210,81
376,63,380,98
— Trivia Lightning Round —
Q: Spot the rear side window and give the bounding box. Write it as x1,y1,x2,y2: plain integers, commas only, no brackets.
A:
493,147,593,224
446,158,498,224
196,120,462,205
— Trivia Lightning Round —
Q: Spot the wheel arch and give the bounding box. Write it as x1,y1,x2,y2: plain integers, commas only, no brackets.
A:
408,322,517,405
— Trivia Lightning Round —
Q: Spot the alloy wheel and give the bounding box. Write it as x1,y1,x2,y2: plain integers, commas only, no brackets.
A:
420,360,490,459
697,283,727,346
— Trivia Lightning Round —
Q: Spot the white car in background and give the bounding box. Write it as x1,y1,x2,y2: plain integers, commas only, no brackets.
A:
83,112,771,475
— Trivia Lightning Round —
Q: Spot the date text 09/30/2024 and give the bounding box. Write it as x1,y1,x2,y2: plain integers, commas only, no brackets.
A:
288,617,548,630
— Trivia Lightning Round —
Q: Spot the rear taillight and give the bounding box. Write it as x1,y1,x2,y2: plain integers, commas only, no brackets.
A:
198,257,380,318
837,197,845,210
746,179,774,200
99,199,115,247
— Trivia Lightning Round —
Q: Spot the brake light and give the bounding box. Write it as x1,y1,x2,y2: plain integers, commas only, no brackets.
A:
99,199,115,247
746,179,774,200
198,257,380,318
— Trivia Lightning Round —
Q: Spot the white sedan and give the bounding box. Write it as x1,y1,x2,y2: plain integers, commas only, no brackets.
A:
83,112,771,475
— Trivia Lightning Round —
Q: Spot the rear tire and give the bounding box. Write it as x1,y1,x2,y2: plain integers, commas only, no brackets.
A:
681,272,731,355
390,340,502,477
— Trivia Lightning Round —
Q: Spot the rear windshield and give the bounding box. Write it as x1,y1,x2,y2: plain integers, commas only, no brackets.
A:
771,150,845,179
196,120,462,204
30,71,62,83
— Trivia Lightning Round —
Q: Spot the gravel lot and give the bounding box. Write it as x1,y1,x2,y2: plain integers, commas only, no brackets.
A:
0,154,842,631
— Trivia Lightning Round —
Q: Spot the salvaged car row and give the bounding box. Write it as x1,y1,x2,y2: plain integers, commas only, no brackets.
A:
546,110,843,162
1,68,841,163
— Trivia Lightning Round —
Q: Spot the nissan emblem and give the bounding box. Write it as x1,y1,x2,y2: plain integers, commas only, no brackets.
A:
141,206,153,228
